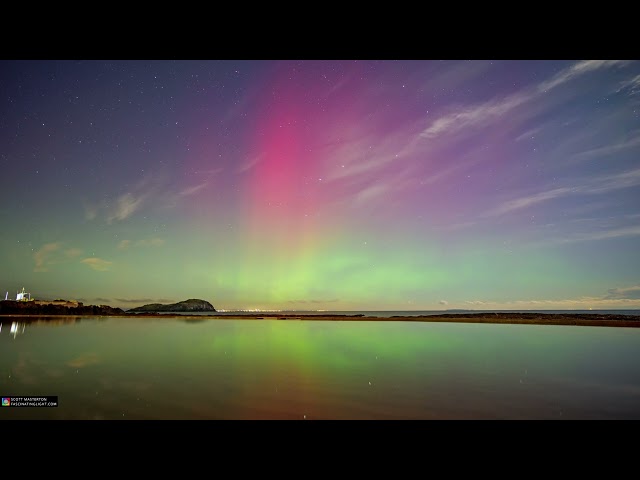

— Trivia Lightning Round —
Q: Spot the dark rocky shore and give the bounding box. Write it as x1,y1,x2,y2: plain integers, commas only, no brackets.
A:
389,312,640,327
398,312,640,322
0,298,215,316
1,303,639,327
0,300,124,316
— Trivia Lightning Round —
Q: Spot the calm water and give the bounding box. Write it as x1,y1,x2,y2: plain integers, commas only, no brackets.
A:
1,316,640,419
158,309,640,317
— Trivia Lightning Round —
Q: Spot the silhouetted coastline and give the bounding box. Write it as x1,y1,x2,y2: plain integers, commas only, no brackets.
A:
1,303,639,328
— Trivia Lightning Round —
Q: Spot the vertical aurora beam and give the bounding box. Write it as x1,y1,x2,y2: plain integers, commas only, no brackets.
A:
232,61,402,307
238,63,331,304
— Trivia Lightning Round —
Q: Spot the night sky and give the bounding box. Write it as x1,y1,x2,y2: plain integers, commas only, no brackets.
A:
1,60,639,310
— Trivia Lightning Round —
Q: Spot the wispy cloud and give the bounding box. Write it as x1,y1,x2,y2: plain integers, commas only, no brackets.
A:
485,187,574,217
463,283,640,308
324,74,353,97
118,238,164,250
353,183,390,205
420,60,633,141
237,154,262,174
485,167,640,217
89,171,214,224
463,296,640,309
33,242,62,272
439,300,449,306
588,167,640,193
81,257,112,271
514,126,542,142
94,297,112,303
537,60,630,92
351,170,415,207
420,92,530,139
313,120,441,217
617,73,640,97
572,131,640,160
324,129,407,182
106,192,141,223
553,226,640,245
318,118,489,212
606,285,640,300
108,193,145,223
84,204,98,221
34,242,102,272
178,182,208,197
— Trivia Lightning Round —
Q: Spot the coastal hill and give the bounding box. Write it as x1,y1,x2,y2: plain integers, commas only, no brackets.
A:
0,300,125,316
127,299,216,313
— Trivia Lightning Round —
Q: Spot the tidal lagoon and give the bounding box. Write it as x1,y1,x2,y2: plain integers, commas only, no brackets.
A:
2,316,640,419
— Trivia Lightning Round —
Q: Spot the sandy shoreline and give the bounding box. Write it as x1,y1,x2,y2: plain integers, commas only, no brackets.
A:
1,312,640,328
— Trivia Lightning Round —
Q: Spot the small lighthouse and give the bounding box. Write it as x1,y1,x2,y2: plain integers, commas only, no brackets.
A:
16,287,32,302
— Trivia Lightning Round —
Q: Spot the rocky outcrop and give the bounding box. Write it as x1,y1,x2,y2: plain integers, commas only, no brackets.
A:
127,299,216,313
0,300,125,316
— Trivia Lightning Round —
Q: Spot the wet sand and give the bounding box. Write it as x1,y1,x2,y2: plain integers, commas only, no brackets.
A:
2,312,640,328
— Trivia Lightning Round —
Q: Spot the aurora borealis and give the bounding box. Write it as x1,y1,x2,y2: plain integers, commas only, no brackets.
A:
1,60,639,310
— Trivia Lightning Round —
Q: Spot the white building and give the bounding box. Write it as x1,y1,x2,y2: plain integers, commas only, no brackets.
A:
16,287,32,301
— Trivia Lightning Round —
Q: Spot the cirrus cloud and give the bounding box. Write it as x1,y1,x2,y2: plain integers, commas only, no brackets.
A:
33,242,62,272
81,257,113,271
605,285,640,300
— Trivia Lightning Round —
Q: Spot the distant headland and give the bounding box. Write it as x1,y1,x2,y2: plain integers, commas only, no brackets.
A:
127,299,216,313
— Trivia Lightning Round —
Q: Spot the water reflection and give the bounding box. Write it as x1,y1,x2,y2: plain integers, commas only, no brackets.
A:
1,317,639,419
0,316,108,339
0,322,27,339
0,315,206,340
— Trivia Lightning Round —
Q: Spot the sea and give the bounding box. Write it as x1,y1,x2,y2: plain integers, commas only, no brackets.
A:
1,313,640,419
